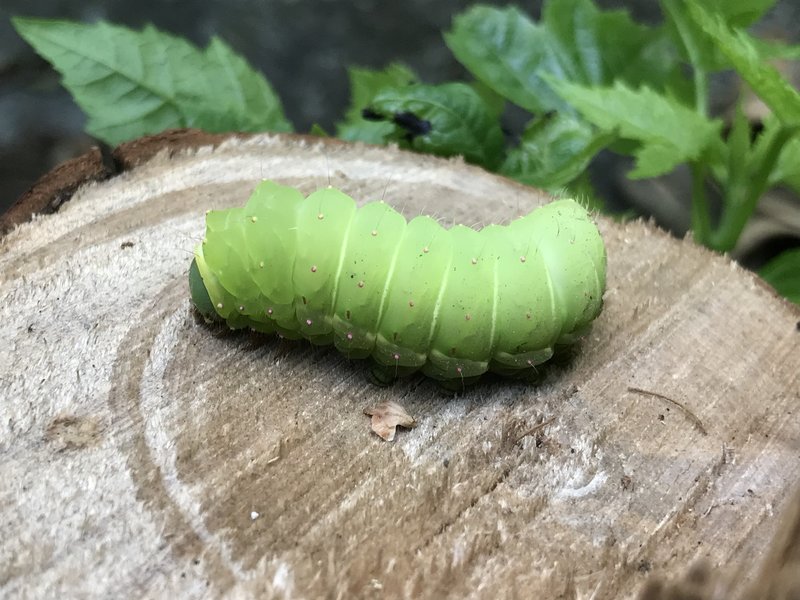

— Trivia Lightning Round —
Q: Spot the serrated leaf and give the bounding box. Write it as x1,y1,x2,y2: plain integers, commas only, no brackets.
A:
368,83,505,168
759,248,800,304
336,63,417,144
445,6,553,113
193,37,291,132
542,0,676,87
500,113,612,190
444,1,675,114
553,80,723,178
661,0,778,73
12,17,291,145
686,2,800,125
765,118,800,192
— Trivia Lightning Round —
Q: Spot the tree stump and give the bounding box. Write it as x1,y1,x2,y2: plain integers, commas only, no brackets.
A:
1,132,798,599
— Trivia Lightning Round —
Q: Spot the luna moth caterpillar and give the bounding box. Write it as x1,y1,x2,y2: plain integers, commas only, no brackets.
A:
189,180,606,383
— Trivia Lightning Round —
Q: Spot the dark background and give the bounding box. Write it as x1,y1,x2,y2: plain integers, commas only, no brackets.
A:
1,0,798,248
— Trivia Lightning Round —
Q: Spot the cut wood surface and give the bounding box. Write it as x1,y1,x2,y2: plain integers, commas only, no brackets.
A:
1,132,798,599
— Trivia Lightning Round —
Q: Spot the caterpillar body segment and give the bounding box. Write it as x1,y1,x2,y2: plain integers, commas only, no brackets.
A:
191,180,606,381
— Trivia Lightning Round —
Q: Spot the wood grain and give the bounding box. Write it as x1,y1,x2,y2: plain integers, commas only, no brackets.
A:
1,133,797,599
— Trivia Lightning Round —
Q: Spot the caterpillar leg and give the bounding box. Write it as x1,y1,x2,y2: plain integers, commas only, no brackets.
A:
367,361,420,386
509,366,546,384
550,342,581,366
434,374,484,393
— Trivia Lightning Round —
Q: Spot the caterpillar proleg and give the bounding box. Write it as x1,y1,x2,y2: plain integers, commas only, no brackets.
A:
190,180,606,382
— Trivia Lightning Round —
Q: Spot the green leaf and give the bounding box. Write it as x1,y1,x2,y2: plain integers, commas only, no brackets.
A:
660,0,716,103
445,6,557,113
186,37,292,133
469,80,506,120
686,2,800,125
500,113,612,190
368,83,505,168
335,63,417,144
706,113,797,252
661,0,778,74
759,248,800,304
553,80,723,178
444,1,675,114
770,139,800,193
759,116,800,193
699,0,777,28
542,0,676,87
12,17,291,145
309,123,330,137
752,38,800,61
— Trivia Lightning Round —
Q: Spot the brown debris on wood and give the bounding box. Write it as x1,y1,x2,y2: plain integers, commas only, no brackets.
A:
515,415,556,445
628,386,708,435
363,401,416,441
2,132,798,599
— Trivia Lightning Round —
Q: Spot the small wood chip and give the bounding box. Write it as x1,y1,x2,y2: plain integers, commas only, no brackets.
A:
363,401,416,441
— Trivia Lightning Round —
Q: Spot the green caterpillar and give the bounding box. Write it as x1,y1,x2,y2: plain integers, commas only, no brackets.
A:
189,180,606,382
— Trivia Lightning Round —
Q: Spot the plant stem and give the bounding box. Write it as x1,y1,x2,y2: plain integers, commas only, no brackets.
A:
661,0,708,115
710,126,794,252
693,69,708,117
690,162,711,245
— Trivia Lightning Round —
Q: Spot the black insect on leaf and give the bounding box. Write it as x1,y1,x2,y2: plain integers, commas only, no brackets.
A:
392,111,432,138
360,107,432,143
361,107,385,121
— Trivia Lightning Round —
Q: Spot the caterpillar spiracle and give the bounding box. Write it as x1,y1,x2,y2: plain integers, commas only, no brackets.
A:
189,180,606,383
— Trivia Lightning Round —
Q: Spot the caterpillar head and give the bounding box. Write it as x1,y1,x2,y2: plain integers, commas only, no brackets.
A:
189,258,220,322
